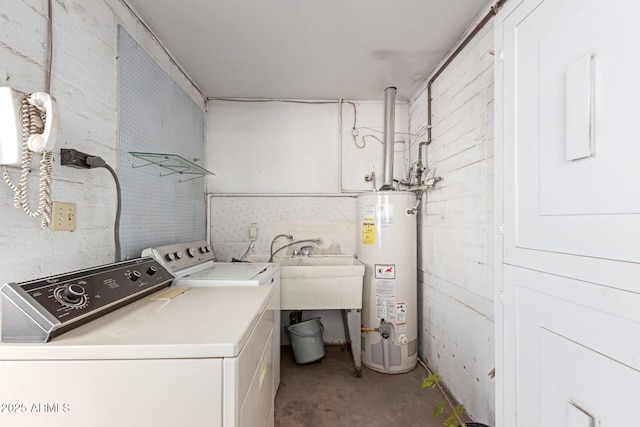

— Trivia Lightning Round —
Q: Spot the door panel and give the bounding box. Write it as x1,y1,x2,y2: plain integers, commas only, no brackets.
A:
540,331,639,426
496,0,640,425
501,0,640,288
505,265,640,425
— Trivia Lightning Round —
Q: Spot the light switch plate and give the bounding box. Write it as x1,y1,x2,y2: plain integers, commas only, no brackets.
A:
52,202,76,231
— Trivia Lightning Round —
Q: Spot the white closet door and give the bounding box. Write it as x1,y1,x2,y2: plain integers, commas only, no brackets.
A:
495,0,640,425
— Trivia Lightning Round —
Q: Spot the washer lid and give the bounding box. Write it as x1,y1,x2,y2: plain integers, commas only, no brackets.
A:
180,262,277,282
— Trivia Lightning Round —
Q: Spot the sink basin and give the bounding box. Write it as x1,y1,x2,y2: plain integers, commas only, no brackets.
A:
273,255,365,310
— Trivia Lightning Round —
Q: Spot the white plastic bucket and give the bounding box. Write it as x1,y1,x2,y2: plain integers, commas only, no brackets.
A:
286,317,325,364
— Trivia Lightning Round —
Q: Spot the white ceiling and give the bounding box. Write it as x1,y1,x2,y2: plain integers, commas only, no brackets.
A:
125,0,493,101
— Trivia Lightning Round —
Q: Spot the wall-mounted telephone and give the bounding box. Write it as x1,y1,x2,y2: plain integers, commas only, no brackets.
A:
0,86,59,228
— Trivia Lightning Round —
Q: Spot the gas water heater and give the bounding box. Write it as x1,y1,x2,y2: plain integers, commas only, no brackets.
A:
358,191,418,374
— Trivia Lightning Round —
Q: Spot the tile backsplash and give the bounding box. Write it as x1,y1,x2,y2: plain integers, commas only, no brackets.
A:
209,196,358,261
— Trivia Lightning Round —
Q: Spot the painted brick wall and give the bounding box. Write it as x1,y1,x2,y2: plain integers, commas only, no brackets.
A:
0,1,203,288
409,20,495,423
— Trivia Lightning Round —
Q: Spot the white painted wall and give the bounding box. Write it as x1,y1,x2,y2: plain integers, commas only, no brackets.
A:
206,101,339,193
0,1,203,287
409,20,495,424
206,99,411,194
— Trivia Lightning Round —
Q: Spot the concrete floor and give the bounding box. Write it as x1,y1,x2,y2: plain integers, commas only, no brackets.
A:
275,345,463,427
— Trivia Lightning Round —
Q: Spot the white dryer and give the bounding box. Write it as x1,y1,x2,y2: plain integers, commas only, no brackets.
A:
0,258,275,427
142,240,281,394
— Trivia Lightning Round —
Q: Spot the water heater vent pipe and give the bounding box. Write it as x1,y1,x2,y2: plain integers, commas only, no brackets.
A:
381,86,397,190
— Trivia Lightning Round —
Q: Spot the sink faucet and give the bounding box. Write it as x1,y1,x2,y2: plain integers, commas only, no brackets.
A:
271,238,323,261
293,246,313,258
300,246,314,256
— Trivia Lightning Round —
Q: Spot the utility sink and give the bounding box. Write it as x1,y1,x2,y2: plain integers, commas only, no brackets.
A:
272,255,365,310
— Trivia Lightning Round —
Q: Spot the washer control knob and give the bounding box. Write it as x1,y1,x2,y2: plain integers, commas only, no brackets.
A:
187,248,196,257
174,251,183,260
147,266,158,276
204,246,211,253
64,284,85,302
128,271,142,281
166,252,176,261
199,246,207,254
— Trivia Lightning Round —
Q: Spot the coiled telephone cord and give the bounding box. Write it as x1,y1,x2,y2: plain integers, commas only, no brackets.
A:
2,97,53,229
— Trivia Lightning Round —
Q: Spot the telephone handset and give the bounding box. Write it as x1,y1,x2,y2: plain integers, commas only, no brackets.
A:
26,92,59,153
0,86,59,229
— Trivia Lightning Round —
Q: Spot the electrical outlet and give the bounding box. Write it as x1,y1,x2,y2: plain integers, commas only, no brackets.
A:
52,202,76,231
249,223,258,240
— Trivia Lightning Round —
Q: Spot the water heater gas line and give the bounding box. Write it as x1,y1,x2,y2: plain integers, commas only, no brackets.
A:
425,0,506,145
381,87,397,191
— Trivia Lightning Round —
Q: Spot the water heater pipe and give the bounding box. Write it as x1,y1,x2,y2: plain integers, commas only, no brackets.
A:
382,337,391,370
426,0,506,145
381,87,397,190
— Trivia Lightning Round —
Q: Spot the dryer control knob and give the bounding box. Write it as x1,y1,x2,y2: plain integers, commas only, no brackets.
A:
174,251,183,260
128,271,142,281
166,252,176,261
147,266,158,276
64,284,85,302
187,248,196,257
198,247,206,254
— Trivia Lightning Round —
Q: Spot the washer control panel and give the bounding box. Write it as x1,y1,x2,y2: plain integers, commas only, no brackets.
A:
142,240,215,273
1,257,173,343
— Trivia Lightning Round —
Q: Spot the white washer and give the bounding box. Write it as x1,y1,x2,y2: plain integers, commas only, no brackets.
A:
141,240,279,286
0,259,275,427
142,240,281,394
